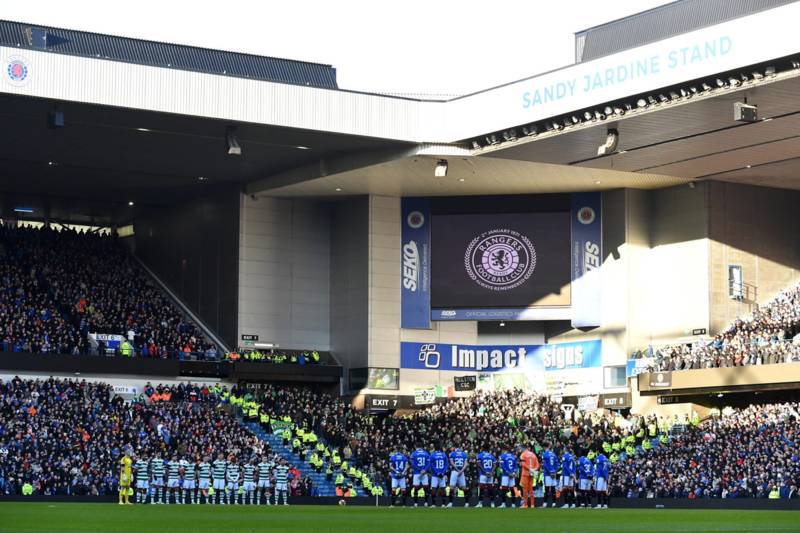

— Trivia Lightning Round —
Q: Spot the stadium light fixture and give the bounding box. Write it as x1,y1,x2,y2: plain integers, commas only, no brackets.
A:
13,207,34,213
765,66,776,77
597,128,619,156
583,111,594,121
792,60,800,70
701,83,713,92
471,140,481,150
499,322,506,327
571,115,581,124
594,110,606,121
225,126,242,156
135,127,151,132
636,98,647,108
728,77,741,87
522,125,537,137
434,159,448,177
128,201,135,206
658,94,669,103
295,145,310,150
335,187,342,192
751,71,764,80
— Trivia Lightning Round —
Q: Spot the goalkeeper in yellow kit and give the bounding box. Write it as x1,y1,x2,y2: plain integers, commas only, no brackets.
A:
119,451,133,505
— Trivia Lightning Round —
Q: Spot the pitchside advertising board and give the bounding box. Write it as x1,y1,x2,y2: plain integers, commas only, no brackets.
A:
401,193,602,327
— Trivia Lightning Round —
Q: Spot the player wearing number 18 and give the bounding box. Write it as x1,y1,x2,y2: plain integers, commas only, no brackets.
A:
429,448,449,508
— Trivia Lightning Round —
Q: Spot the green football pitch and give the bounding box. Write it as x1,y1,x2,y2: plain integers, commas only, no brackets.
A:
2,503,799,533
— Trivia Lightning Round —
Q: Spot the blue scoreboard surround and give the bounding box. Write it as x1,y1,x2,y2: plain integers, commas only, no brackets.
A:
401,193,602,327
400,198,431,329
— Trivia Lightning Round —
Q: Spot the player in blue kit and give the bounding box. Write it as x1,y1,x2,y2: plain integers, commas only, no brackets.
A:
448,448,469,508
593,452,610,509
541,442,560,508
410,445,431,507
498,450,518,508
389,448,409,507
475,450,497,508
429,448,449,508
560,448,576,508
577,454,594,508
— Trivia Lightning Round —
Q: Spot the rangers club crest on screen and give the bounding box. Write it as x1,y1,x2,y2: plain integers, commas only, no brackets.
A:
577,206,596,225
464,228,536,291
5,56,30,86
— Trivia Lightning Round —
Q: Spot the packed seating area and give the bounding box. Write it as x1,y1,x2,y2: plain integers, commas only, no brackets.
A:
246,385,800,499
0,377,274,496
0,225,214,359
635,282,800,372
2,374,798,500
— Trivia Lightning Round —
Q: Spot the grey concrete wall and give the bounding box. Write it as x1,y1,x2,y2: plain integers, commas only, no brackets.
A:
708,181,800,332
238,195,330,350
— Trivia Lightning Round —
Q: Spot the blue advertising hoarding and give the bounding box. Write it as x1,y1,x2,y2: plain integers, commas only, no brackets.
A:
401,198,431,329
570,192,602,328
400,340,602,373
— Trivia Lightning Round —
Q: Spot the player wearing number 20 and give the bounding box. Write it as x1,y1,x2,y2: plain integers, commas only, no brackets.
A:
475,451,497,508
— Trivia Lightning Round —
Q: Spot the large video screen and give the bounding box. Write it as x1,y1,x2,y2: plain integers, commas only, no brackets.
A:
431,212,570,309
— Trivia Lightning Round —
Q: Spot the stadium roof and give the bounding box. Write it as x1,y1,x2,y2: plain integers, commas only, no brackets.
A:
2,2,800,221
0,19,338,89
574,0,796,63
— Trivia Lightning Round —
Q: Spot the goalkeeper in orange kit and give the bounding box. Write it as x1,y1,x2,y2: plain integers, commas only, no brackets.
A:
519,445,540,509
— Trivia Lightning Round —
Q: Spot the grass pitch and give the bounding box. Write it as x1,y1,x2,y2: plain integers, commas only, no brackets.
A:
2,503,799,533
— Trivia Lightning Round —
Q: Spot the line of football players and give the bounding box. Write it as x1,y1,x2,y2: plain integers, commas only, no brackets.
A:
129,452,292,505
388,442,610,509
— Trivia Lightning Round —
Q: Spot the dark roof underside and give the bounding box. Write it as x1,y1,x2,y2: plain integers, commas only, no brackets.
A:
0,19,338,89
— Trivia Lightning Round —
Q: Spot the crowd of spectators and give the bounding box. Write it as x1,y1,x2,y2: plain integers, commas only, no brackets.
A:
0,224,215,359
636,283,800,372
3,375,798,500
0,377,276,496
248,384,800,499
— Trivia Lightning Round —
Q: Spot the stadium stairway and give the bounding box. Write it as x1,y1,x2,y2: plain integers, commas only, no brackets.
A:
243,421,363,497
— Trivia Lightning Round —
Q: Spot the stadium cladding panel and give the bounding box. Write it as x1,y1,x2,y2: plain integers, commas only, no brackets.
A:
3,0,800,529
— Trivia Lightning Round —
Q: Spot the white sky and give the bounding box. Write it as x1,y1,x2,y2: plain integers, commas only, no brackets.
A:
3,0,671,96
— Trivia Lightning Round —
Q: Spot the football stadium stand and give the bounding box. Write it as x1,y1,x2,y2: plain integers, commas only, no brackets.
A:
636,282,800,371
